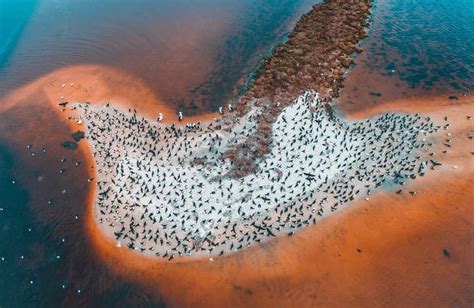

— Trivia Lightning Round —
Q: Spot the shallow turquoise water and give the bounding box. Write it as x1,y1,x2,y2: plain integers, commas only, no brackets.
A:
0,0,39,66
367,0,474,92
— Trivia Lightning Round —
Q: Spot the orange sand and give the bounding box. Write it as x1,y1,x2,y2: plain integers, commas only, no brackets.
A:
1,65,472,306
82,94,473,306
0,64,218,124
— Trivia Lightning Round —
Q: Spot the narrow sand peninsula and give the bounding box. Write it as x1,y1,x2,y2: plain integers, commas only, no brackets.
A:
84,94,473,306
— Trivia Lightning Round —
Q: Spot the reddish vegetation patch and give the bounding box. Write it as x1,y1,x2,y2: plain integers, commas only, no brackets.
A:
224,0,372,177
243,0,371,105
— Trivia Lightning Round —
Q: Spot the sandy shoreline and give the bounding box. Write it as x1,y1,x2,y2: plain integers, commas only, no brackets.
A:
0,61,472,305
77,90,449,260
82,93,472,306
0,0,471,303
0,64,219,125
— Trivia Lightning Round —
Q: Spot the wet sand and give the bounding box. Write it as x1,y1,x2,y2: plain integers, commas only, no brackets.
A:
0,64,218,123
80,90,443,259
0,1,238,112
0,61,472,305
84,94,473,306
0,65,219,304
0,84,160,305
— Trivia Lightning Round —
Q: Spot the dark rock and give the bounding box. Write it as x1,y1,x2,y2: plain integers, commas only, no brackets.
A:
62,141,78,150
72,130,85,142
369,92,382,97
443,248,450,257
